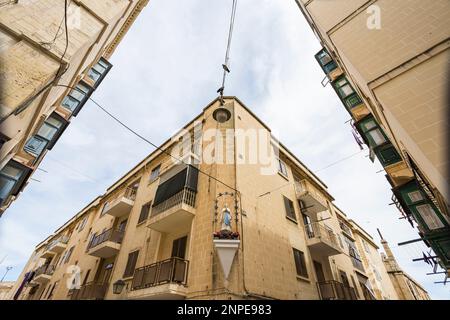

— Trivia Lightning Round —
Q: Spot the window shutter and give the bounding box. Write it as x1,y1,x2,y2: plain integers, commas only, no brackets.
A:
416,204,444,230
124,250,139,278
138,203,151,224
283,197,296,221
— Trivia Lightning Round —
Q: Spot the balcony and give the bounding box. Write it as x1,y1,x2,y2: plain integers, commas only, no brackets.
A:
70,282,108,300
339,221,354,239
86,228,123,258
314,48,343,82
295,180,328,213
128,257,189,300
305,223,342,256
33,265,55,284
102,187,137,218
317,281,358,300
41,235,70,258
349,103,371,122
148,188,196,233
385,161,415,187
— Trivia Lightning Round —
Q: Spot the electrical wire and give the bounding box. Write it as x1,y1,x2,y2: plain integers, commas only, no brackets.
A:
316,149,365,172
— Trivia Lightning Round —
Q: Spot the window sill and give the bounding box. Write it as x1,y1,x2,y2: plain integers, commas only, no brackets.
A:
286,216,298,224
277,171,289,181
296,275,310,283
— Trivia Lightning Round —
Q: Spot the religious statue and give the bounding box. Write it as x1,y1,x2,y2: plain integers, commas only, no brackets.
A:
220,204,232,231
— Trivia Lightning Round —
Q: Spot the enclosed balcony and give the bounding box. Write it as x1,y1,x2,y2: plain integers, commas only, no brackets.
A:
314,48,343,82
33,265,55,284
86,228,123,258
148,165,198,233
70,282,108,300
102,187,137,218
148,188,196,233
305,223,342,256
295,180,328,213
128,257,189,300
317,280,358,300
41,235,69,258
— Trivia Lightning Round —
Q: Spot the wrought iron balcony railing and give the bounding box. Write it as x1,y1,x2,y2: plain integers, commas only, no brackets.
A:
131,257,189,291
87,228,124,250
34,264,56,277
317,280,358,300
70,282,109,300
151,188,196,217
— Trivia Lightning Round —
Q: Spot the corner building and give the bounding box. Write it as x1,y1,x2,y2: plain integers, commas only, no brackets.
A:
11,97,424,300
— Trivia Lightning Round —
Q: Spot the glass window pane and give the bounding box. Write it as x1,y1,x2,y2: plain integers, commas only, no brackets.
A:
368,129,386,146
62,96,79,111
37,123,58,140
416,204,444,230
1,165,22,179
338,84,354,98
88,69,101,82
93,63,106,74
363,120,377,131
24,136,48,155
0,177,15,201
45,116,63,129
335,78,348,88
345,94,362,109
408,191,424,203
70,88,86,101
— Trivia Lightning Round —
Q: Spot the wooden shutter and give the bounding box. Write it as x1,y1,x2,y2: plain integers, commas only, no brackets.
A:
171,236,187,259
284,197,296,221
123,250,139,278
137,203,151,224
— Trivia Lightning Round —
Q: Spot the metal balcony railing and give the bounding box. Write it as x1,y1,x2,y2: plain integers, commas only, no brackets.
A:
131,257,189,291
46,235,69,251
87,228,124,250
34,264,56,277
305,222,342,250
317,280,358,300
70,282,108,300
151,188,196,217
101,187,137,214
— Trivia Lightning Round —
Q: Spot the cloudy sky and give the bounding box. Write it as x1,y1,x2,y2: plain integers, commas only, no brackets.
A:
1,0,448,299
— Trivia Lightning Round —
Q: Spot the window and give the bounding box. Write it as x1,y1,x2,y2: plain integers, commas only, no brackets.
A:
78,217,87,232
376,144,401,166
334,77,355,99
61,82,92,115
277,158,288,177
64,246,74,264
123,250,139,278
358,118,388,148
149,165,161,183
100,202,109,216
407,191,424,203
416,204,444,230
87,58,111,87
302,214,314,237
315,49,338,74
137,202,151,224
363,240,370,254
24,113,67,157
0,160,30,206
47,281,58,300
172,236,187,259
292,248,308,278
283,196,297,222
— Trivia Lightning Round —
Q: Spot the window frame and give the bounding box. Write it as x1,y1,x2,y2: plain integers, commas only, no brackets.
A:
292,248,308,279
61,81,93,116
149,165,161,183
137,202,152,225
277,158,288,178
123,250,140,278
283,196,297,222
24,113,68,157
0,160,32,206
87,58,112,88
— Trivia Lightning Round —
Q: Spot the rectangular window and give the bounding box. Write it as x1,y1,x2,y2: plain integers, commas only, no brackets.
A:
358,118,388,148
172,236,188,259
78,217,87,232
334,77,355,99
277,158,288,177
283,196,297,222
61,82,92,115
87,58,112,87
315,49,338,74
137,202,151,224
149,165,161,183
64,246,74,264
123,250,139,278
0,161,30,206
376,144,401,166
293,248,308,278
416,204,445,230
407,191,424,203
24,113,66,157
363,240,370,254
